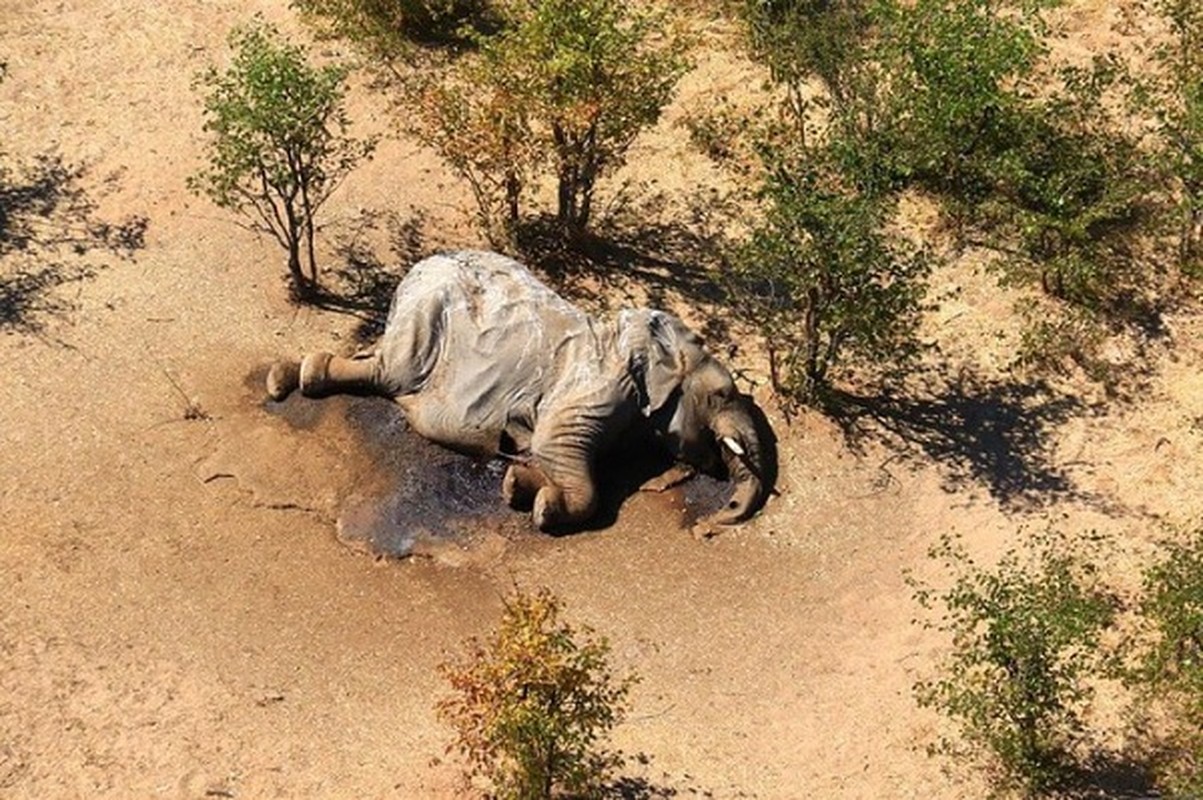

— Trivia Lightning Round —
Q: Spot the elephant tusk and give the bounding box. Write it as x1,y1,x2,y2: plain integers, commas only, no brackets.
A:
721,436,745,457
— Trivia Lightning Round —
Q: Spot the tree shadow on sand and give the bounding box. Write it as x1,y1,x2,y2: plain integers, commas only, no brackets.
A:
1055,751,1159,800
0,153,147,335
823,368,1123,514
603,753,757,799
312,208,431,343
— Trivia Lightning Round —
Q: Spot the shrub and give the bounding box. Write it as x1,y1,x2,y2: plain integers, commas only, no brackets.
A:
437,587,637,799
1125,530,1203,797
911,530,1116,797
189,19,375,299
741,0,875,123
411,54,534,247
987,61,1152,312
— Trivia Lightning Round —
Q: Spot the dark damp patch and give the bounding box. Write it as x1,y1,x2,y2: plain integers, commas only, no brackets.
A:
262,390,330,431
243,364,271,394
337,397,524,557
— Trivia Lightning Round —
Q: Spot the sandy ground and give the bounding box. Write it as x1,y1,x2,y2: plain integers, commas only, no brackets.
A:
3,1,1202,797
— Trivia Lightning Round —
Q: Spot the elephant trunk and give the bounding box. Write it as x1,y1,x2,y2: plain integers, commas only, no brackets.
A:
706,404,771,525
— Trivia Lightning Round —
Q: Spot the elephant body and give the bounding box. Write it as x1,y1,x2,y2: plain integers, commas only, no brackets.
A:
268,250,771,530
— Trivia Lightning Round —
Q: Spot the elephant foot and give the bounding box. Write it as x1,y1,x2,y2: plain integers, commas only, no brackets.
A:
531,482,595,533
299,352,334,397
266,360,301,401
502,463,549,511
532,485,564,532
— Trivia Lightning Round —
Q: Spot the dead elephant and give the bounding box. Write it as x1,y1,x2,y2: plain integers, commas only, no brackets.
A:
267,250,774,531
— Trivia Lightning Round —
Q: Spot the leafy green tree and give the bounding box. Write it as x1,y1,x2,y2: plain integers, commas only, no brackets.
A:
411,0,689,244
734,0,1157,385
189,20,375,299
911,530,1116,797
437,587,637,799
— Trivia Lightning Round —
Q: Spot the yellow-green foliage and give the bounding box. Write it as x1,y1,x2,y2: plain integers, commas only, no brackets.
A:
437,587,637,799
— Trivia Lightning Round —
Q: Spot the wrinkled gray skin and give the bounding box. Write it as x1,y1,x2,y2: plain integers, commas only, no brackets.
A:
267,251,771,531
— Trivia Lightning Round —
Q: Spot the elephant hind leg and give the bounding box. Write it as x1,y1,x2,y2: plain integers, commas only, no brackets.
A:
266,351,386,400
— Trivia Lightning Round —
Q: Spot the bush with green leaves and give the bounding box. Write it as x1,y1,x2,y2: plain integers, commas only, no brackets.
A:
410,0,689,245
987,62,1152,312
189,20,375,299
726,157,930,404
741,0,875,127
732,0,1158,385
437,587,637,799
1124,530,1203,797
911,530,1117,797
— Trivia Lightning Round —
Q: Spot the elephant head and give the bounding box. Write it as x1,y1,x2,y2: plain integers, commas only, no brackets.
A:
641,313,775,525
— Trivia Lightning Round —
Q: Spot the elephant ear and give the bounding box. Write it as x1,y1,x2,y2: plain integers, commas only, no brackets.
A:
642,312,701,414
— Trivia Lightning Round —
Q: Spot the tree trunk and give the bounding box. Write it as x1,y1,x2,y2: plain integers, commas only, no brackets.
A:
803,286,821,399
283,201,310,300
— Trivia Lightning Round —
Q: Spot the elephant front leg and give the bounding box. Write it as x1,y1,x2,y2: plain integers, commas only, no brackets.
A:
531,482,597,533
639,463,696,493
525,444,599,532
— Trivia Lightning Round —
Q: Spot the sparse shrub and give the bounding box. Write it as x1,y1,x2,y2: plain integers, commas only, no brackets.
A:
411,54,533,247
1124,530,1203,798
437,587,637,799
741,0,875,126
189,19,376,299
717,2,930,408
409,0,689,245
911,530,1116,797
1013,299,1113,387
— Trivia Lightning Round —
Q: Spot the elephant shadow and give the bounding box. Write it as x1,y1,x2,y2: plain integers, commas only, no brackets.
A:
584,400,779,534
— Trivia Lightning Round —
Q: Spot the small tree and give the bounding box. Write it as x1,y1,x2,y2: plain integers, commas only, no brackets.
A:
911,530,1116,797
437,587,637,799
410,0,688,244
189,20,375,299
726,159,930,405
410,39,535,248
